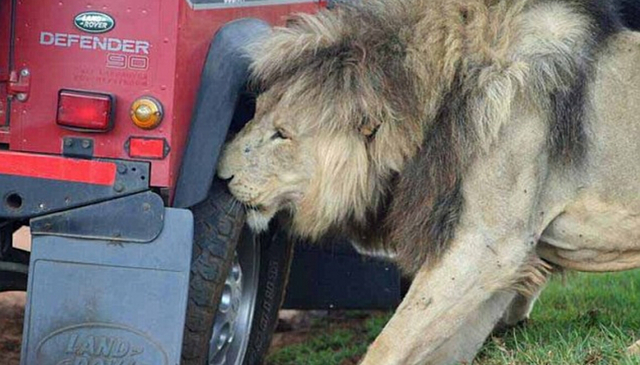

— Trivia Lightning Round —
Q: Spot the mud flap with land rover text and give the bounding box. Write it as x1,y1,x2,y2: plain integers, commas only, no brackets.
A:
20,207,193,365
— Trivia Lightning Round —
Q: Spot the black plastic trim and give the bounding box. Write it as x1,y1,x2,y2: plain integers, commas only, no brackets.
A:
173,18,271,208
0,159,150,219
31,191,165,243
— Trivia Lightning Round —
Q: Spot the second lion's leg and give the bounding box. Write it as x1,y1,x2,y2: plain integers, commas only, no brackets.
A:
498,258,552,328
499,285,546,328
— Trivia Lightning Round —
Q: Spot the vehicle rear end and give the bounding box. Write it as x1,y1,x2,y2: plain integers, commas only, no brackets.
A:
0,1,321,364
2,1,180,197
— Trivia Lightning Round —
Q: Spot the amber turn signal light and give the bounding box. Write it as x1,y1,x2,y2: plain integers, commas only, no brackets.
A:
130,96,163,129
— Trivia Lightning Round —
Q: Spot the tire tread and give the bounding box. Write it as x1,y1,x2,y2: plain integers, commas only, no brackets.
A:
181,181,245,365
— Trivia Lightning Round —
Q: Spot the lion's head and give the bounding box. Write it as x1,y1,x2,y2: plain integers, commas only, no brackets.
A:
217,70,420,238
218,2,429,239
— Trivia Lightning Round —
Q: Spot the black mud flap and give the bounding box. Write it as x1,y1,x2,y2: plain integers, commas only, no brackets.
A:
20,208,193,365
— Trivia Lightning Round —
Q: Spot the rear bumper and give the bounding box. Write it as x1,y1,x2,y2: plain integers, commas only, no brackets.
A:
0,150,150,219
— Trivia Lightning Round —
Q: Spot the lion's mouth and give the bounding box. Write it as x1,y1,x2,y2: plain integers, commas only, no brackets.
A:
244,203,277,232
245,203,269,213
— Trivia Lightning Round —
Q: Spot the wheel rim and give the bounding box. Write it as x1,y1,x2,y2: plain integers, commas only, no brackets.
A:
209,229,260,365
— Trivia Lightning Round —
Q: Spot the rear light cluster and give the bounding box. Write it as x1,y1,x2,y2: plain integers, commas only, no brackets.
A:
57,90,114,132
56,90,167,159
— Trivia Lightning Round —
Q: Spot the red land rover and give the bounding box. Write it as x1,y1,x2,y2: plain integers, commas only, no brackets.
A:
0,1,326,364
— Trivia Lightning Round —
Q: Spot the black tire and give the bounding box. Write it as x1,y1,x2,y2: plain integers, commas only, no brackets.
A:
241,224,295,365
0,225,30,292
181,179,294,365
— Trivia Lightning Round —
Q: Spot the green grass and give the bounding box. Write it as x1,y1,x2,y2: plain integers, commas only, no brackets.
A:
267,329,365,365
475,270,640,365
266,312,389,365
267,270,640,365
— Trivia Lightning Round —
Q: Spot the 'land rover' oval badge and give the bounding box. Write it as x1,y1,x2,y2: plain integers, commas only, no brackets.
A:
74,12,115,34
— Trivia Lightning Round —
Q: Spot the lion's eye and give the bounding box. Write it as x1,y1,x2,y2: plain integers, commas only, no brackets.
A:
271,129,289,140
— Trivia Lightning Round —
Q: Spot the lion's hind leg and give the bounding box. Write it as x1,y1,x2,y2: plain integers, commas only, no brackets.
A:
627,340,640,356
496,292,541,331
498,256,553,329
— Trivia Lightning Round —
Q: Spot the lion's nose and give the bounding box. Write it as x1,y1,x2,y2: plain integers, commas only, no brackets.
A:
218,174,234,182
216,169,234,180
216,163,233,180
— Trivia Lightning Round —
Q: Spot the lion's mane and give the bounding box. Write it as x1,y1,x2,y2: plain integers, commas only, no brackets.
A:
249,0,625,273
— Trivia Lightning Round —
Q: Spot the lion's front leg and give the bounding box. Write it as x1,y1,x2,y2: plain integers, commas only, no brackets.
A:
428,290,517,363
358,107,553,365
359,232,535,365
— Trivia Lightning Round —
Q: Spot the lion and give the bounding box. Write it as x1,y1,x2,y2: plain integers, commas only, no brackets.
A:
217,0,640,363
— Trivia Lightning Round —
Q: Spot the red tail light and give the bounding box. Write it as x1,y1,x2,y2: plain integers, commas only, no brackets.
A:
57,90,114,132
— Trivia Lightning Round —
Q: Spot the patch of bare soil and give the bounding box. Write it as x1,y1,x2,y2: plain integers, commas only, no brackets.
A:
0,292,25,365
0,298,375,365
268,310,382,364
268,310,329,352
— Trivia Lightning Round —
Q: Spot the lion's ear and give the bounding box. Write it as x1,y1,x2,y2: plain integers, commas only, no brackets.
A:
358,117,382,139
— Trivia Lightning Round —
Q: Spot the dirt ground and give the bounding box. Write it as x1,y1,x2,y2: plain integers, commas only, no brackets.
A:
1,228,29,365
0,295,330,364
0,292,25,365
0,230,333,363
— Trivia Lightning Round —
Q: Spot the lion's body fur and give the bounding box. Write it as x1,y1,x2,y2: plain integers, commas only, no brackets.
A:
218,0,640,362
245,0,626,273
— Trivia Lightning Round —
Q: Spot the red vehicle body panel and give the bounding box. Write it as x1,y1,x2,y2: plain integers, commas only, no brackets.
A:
4,0,319,189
